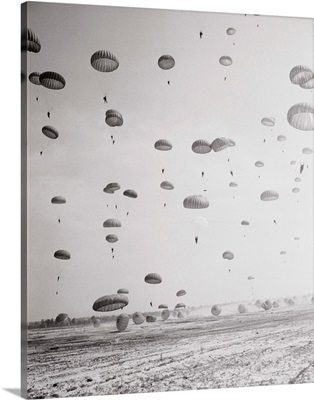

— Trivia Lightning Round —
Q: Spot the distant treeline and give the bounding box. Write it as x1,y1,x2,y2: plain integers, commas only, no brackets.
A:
27,304,218,329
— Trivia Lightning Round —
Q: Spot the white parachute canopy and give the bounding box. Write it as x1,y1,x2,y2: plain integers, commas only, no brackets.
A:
191,216,208,235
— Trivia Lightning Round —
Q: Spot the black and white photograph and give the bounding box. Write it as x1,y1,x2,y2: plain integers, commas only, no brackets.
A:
19,1,314,399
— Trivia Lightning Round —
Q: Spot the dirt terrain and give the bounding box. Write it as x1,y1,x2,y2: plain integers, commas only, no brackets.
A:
27,303,314,398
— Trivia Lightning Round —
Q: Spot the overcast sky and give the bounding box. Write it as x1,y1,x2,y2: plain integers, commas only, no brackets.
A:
26,2,313,321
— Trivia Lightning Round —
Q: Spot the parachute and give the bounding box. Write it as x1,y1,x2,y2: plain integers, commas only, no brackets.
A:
261,302,270,311
287,103,314,131
117,288,129,294
300,77,314,89
191,217,208,235
211,305,222,316
51,196,66,204
154,139,172,151
90,50,119,72
93,318,101,327
103,183,120,194
103,219,122,228
42,126,59,140
226,27,236,35
27,28,41,53
106,234,118,243
92,294,129,312
260,190,279,201
241,220,250,226
160,181,174,190
192,140,212,154
105,109,123,127
161,309,170,320
116,313,129,332
255,299,262,308
238,304,247,314
265,299,273,310
273,301,279,308
54,250,71,260
222,251,234,260
255,161,264,167
219,56,233,66
177,311,184,319
133,312,145,325
175,303,186,308
29,72,41,85
295,177,301,182
287,298,295,306
176,290,186,297
146,315,157,323
211,137,231,152
294,237,300,240
158,55,175,70
289,65,313,85
158,304,168,309
229,182,238,187
290,160,296,165
55,313,68,323
280,251,287,255
39,72,66,90
302,147,313,154
292,187,300,193
183,195,209,209
261,117,275,127
123,189,138,198
228,139,236,147
247,276,255,280
277,135,286,141
144,273,162,284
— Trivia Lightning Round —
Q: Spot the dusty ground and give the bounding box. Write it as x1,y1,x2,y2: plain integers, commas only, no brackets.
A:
27,303,314,398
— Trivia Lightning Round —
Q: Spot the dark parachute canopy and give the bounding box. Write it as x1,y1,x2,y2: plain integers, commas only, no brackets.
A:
211,305,222,316
117,288,129,294
123,189,138,198
27,28,41,53
144,273,162,284
105,109,123,127
158,55,175,70
133,312,145,325
176,290,186,297
160,181,174,190
55,313,68,323
54,250,71,260
90,50,119,72
51,196,66,204
192,140,212,154
93,318,101,327
226,27,236,35
106,234,118,243
222,251,234,260
103,219,122,228
42,126,59,140
146,315,157,323
161,309,170,320
116,313,129,332
29,72,41,85
183,195,209,209
175,303,186,308
103,183,120,194
241,220,250,226
219,56,233,66
93,294,129,312
158,304,168,309
39,72,66,90
154,139,172,151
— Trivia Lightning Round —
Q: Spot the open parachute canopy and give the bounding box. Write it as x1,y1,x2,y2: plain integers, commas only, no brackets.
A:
226,27,236,35
176,290,186,297
222,251,234,260
260,190,279,201
93,294,129,312
211,305,222,316
192,140,212,154
158,304,168,309
90,50,119,72
158,55,175,70
103,182,120,194
154,139,172,151
116,313,129,332
133,312,145,325
261,117,275,127
144,273,162,284
55,313,68,323
42,125,59,140
117,288,129,294
51,196,66,204
289,65,313,85
146,315,157,323
29,72,41,85
105,109,123,127
219,56,233,66
103,219,122,228
211,137,232,152
161,309,170,320
123,189,138,198
160,181,174,190
106,234,119,243
287,103,314,131
54,250,71,260
183,195,209,209
39,71,66,90
27,28,41,53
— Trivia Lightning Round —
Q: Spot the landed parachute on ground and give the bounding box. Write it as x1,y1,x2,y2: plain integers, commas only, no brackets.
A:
106,234,118,243
211,137,231,152
261,117,275,127
133,312,145,325
176,290,186,297
287,103,314,131
103,219,122,228
116,313,129,332
219,56,233,66
154,139,172,151
211,305,222,316
265,299,273,309
289,65,313,85
27,28,41,53
260,190,279,201
90,50,119,72
158,55,175,70
222,251,234,260
238,304,247,314
117,288,129,294
146,315,157,323
160,181,174,190
54,250,71,260
192,140,212,154
123,189,138,198
161,309,170,320
183,195,209,209
39,72,66,90
226,27,236,35
103,183,120,194
93,294,128,312
42,126,59,139
29,72,41,85
105,110,123,127
55,313,68,323
144,273,162,284
51,196,66,204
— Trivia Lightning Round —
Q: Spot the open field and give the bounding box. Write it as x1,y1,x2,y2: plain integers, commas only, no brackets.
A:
27,303,314,398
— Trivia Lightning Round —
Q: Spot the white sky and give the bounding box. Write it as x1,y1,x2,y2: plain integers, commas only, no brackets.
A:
26,2,313,321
